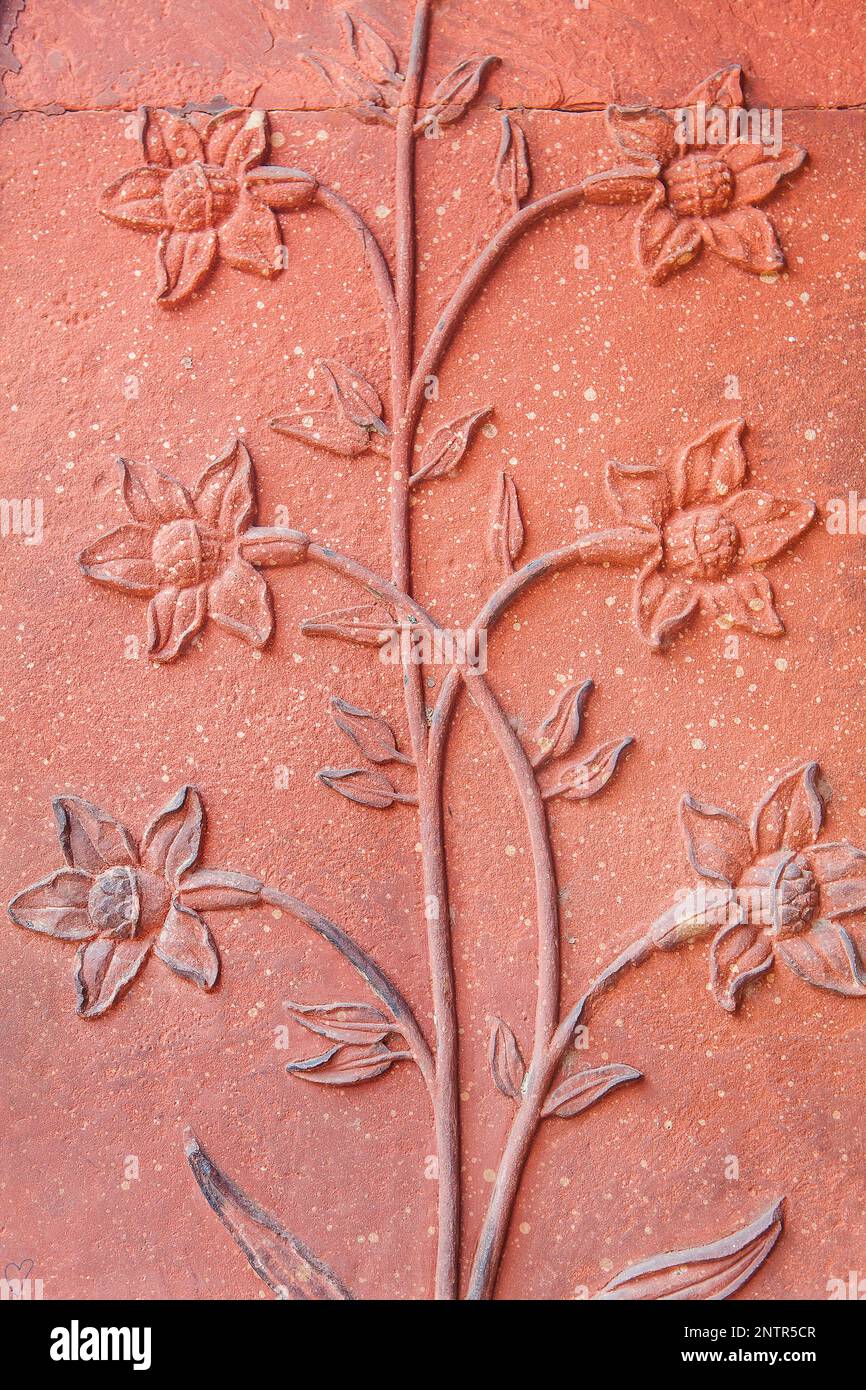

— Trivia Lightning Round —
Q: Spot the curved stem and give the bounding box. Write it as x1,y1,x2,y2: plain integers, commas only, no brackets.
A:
466,931,656,1300
314,184,401,383
404,186,585,439
260,884,435,1089
462,675,560,1055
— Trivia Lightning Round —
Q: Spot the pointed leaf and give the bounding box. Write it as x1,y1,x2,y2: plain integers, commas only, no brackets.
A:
411,406,492,485
286,1041,406,1086
329,696,411,765
532,678,592,769
671,418,747,509
285,1000,391,1045
316,767,400,809
155,901,219,990
489,1017,526,1100
301,601,398,648
541,1062,641,1119
141,108,204,167
489,471,524,575
9,869,96,940
546,737,633,802
185,1133,352,1299
594,1200,783,1300
493,115,531,210
428,55,499,126
341,11,401,84
319,359,388,435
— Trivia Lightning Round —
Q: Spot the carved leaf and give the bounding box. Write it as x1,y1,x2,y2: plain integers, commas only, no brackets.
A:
545,736,633,802
286,1041,409,1085
410,406,492,485
532,678,593,769
316,767,402,809
489,1018,526,1100
541,1062,641,1119
493,115,531,210
427,55,499,127
319,359,388,435
140,784,203,886
285,999,392,1045
302,52,395,125
594,1200,783,1300
301,601,398,648
330,696,412,765
185,1132,352,1299
489,471,524,575
671,417,747,510
680,794,754,887
271,359,387,457
341,11,402,87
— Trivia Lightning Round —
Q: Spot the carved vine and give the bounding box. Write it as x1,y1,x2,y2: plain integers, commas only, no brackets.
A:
9,1,863,1303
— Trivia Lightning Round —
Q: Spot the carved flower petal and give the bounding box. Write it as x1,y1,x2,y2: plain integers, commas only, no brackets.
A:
78,523,159,594
681,65,744,114
155,229,218,304
147,584,208,662
679,794,753,886
9,869,96,940
634,193,702,285
99,165,169,230
775,920,866,998
709,920,774,1012
605,105,677,164
807,841,866,919
193,439,256,535
208,557,273,648
701,571,784,637
205,107,268,177
700,207,784,275
53,795,138,873
118,457,194,525
581,166,661,206
155,901,219,990
141,109,205,167
606,460,670,527
218,197,282,278
633,561,699,649
74,937,151,1018
723,490,815,563
728,145,807,208
141,785,204,885
750,762,825,856
670,418,747,509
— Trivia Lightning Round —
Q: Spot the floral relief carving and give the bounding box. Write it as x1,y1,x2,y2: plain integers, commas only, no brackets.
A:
606,417,816,648
679,762,866,1011
77,439,307,662
582,65,807,283
9,0,861,1305
100,107,316,303
9,787,261,1017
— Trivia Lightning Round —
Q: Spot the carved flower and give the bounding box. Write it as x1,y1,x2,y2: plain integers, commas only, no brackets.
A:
78,439,309,662
582,66,806,284
100,107,317,304
605,418,815,649
679,763,866,1011
8,788,262,1018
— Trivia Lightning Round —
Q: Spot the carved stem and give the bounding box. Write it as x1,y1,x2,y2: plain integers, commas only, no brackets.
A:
388,0,461,1304
314,185,401,378
462,674,560,1054
260,885,435,1087
466,933,656,1300
404,186,585,438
